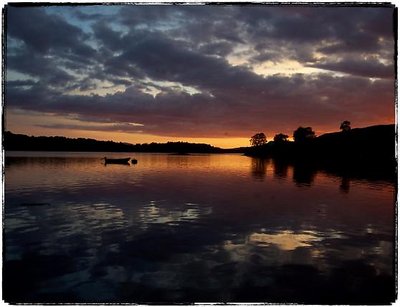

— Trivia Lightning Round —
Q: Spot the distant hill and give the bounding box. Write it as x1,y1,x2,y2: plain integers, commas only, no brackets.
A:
3,131,241,154
313,124,395,162
245,124,396,179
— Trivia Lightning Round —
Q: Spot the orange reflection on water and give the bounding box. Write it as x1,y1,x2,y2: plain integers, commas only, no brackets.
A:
135,153,252,174
248,230,323,251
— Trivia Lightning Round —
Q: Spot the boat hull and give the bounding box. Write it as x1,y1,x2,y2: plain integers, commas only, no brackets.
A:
104,158,131,164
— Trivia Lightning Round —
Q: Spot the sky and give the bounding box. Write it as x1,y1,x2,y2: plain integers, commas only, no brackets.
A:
5,4,396,148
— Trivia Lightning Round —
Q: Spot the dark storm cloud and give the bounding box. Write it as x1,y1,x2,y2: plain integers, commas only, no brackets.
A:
37,123,144,133
238,6,394,64
113,34,261,90
7,7,94,55
116,5,245,53
73,9,109,21
199,41,234,57
310,58,394,79
92,20,125,51
7,79,37,87
5,4,395,138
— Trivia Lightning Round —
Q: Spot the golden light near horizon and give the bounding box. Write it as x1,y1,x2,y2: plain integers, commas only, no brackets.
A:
5,109,251,148
6,108,396,149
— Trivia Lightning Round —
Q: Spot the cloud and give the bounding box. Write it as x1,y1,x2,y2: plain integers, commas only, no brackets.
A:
37,122,144,133
7,7,94,56
7,51,75,85
242,6,394,65
5,4,395,141
309,58,394,79
6,72,394,138
92,20,125,51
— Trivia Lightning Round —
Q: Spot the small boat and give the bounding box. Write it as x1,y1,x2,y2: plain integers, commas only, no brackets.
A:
104,157,131,164
131,158,138,164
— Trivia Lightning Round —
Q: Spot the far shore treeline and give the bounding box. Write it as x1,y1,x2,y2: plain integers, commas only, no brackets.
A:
3,131,244,154
4,124,395,180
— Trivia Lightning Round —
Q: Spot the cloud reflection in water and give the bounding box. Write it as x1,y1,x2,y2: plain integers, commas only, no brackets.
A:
4,153,395,303
138,201,212,229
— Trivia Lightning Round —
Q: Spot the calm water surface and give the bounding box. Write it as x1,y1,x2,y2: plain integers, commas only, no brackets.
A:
4,152,396,303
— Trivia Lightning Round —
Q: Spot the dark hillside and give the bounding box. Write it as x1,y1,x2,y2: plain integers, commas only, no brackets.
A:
245,124,396,180
314,124,395,163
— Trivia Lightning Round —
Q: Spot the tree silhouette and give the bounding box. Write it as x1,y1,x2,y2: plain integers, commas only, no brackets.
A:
293,127,315,143
250,132,267,146
340,120,351,132
274,133,289,143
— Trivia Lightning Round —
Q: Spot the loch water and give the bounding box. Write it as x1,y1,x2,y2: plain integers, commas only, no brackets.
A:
3,152,396,303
